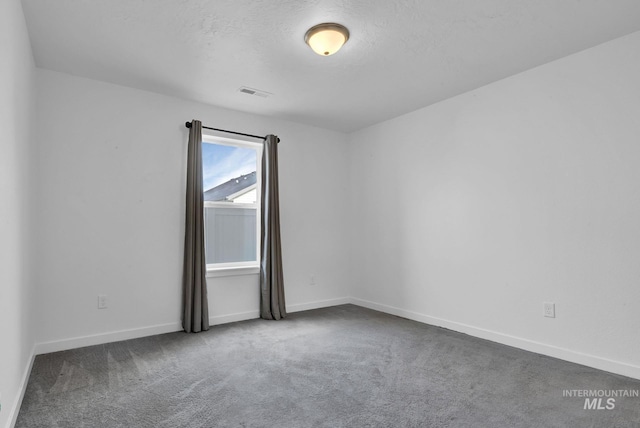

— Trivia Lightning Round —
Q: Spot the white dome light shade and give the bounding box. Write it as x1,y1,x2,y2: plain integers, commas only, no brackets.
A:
304,23,350,56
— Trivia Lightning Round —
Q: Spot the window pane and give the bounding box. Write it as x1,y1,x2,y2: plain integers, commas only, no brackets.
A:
205,207,257,264
202,143,257,202
202,140,260,267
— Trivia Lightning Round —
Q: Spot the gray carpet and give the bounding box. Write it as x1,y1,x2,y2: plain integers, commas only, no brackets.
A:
16,305,640,427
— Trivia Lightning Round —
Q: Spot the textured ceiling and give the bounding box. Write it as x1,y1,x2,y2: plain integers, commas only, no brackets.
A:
21,0,640,132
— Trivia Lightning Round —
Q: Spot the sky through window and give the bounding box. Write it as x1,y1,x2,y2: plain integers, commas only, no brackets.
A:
202,142,257,192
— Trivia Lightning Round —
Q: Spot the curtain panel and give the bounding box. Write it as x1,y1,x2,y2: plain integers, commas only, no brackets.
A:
260,135,286,320
182,120,209,332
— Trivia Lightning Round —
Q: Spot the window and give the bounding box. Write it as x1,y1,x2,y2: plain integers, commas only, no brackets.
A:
202,135,262,274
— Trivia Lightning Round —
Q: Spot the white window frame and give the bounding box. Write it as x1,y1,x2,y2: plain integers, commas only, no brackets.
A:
202,134,262,277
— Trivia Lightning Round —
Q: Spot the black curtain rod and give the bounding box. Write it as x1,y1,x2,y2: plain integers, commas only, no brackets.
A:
185,121,276,142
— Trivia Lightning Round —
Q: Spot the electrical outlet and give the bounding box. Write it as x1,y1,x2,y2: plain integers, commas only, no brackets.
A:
543,302,555,318
310,274,316,286
98,294,108,309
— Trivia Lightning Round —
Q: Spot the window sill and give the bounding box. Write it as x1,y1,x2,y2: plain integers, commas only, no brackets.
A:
207,265,260,278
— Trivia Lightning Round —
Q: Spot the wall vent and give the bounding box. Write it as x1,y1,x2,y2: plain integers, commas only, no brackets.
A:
238,86,271,98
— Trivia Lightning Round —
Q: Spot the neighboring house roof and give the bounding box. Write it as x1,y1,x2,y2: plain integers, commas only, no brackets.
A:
204,171,256,201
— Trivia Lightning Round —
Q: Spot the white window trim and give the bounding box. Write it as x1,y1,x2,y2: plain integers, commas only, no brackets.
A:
204,201,257,210
202,133,263,277
206,265,260,277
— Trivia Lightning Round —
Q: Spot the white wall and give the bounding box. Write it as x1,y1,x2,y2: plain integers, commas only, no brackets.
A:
0,0,36,426
34,70,351,351
348,31,640,379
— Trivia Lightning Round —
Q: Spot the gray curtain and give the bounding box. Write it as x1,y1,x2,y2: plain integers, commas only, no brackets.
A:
182,120,209,332
260,135,286,320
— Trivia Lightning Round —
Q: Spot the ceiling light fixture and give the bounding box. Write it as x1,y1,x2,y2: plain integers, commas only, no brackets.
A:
304,23,350,56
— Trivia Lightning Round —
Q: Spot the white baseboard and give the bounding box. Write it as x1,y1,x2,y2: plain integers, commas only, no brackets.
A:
29,296,638,385
7,345,36,428
208,297,352,325
209,310,259,325
34,322,183,355
287,297,352,313
31,297,352,356
351,297,640,380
